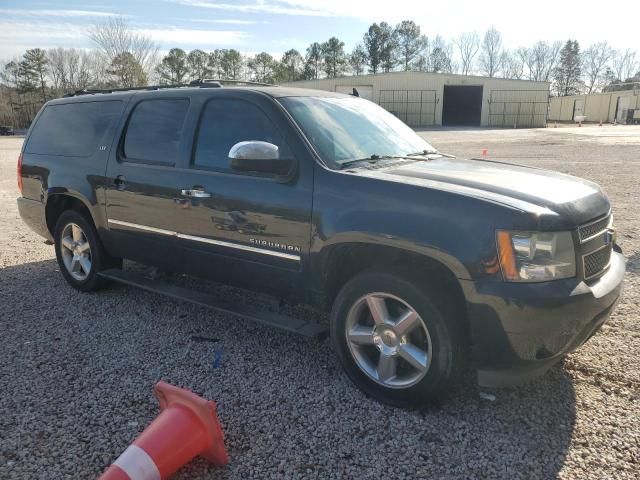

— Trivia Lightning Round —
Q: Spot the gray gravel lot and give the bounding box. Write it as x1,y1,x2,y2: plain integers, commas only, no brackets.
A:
1,126,639,479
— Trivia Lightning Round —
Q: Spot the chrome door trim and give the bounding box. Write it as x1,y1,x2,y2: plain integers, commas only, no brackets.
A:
107,219,301,261
177,233,300,261
108,219,177,237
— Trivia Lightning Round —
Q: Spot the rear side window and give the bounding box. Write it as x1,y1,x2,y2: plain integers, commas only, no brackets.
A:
26,101,122,157
193,99,290,170
123,99,189,164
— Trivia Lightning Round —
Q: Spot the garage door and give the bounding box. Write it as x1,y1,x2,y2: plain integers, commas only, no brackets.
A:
335,85,373,101
378,90,437,127
488,90,549,128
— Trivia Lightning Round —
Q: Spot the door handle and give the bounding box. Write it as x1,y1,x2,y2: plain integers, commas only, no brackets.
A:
181,188,211,198
113,175,126,190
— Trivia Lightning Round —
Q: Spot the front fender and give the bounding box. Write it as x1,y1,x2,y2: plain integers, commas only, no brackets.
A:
317,231,471,280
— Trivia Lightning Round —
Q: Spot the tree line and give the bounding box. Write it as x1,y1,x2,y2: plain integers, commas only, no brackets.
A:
1,17,639,128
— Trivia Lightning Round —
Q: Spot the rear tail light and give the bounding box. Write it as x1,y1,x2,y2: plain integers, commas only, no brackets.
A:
17,153,23,194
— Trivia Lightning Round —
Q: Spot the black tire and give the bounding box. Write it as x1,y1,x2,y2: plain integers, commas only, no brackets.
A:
330,271,462,407
54,210,121,292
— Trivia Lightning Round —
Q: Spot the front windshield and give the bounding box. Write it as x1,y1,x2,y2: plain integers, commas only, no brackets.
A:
279,96,436,169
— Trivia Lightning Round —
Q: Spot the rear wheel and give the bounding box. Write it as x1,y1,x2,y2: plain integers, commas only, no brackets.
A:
331,271,461,407
54,210,120,292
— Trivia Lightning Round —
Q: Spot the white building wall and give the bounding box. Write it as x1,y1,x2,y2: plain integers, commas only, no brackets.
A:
282,72,550,128
548,90,640,123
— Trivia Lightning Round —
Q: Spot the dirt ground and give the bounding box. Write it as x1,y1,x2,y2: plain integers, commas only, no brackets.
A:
1,125,638,479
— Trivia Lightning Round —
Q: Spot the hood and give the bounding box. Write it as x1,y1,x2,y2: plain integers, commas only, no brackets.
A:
351,157,610,228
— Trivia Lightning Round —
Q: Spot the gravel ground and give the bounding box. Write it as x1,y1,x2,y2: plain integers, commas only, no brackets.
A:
1,126,638,479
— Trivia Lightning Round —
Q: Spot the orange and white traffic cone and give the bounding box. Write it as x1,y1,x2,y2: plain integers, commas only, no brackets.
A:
100,381,228,480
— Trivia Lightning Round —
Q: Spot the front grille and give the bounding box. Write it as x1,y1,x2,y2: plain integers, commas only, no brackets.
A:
579,215,611,242
583,244,612,279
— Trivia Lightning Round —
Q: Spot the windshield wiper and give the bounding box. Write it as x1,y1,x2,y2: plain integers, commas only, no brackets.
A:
339,154,393,169
406,149,456,158
339,150,454,170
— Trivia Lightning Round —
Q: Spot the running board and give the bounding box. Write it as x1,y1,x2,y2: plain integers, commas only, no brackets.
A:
98,269,328,339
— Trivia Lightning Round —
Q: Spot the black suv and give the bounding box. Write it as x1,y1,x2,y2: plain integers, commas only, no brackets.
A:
1,126,14,136
17,83,625,406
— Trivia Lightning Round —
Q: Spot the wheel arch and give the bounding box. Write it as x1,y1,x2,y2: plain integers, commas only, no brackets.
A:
318,241,470,341
45,192,97,236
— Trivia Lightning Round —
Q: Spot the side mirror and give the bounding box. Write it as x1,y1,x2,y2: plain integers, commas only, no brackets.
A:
229,141,292,175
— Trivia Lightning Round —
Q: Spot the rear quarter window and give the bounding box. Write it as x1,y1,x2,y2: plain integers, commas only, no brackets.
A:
25,101,123,157
123,99,189,165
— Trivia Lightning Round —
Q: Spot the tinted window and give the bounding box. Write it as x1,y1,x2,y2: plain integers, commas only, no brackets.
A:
26,101,122,157
124,99,189,164
194,99,289,170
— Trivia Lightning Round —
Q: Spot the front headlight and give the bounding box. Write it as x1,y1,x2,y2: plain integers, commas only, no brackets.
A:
496,231,576,282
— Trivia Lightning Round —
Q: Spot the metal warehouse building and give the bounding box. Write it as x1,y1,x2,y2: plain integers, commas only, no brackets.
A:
548,90,640,124
282,72,550,128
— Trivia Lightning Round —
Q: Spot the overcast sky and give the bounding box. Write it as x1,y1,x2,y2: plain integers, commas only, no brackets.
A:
1,0,638,60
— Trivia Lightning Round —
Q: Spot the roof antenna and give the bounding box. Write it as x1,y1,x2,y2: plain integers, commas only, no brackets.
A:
352,87,359,97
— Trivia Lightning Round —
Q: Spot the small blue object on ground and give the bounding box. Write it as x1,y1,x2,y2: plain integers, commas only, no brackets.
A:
212,350,223,368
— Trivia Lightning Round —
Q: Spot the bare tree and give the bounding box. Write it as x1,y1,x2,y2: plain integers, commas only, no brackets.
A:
501,50,525,79
526,41,562,82
47,48,94,93
515,47,532,78
88,17,159,84
455,32,479,75
612,48,638,81
479,27,503,77
582,42,614,93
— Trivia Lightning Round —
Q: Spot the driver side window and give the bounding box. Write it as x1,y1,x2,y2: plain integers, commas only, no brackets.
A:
193,99,290,171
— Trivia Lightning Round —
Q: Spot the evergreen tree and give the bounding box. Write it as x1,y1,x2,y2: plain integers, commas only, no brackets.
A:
220,49,243,80
321,37,347,78
21,49,49,102
363,23,383,74
363,22,397,73
429,47,452,73
156,48,189,84
349,44,368,75
248,52,275,83
106,52,147,87
394,20,427,71
554,40,582,96
304,42,323,80
187,49,211,80
275,49,304,83
379,22,399,72
208,50,224,78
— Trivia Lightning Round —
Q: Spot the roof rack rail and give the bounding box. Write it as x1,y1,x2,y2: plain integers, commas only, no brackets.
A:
190,78,276,87
63,83,190,97
62,79,276,97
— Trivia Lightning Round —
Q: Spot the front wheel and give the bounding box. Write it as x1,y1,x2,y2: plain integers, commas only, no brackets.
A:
330,271,461,407
54,210,120,292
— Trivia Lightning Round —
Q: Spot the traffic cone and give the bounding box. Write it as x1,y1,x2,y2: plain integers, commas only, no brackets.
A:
100,381,228,480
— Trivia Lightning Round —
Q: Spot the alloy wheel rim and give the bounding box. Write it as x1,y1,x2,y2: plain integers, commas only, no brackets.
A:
60,223,92,281
345,292,432,389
